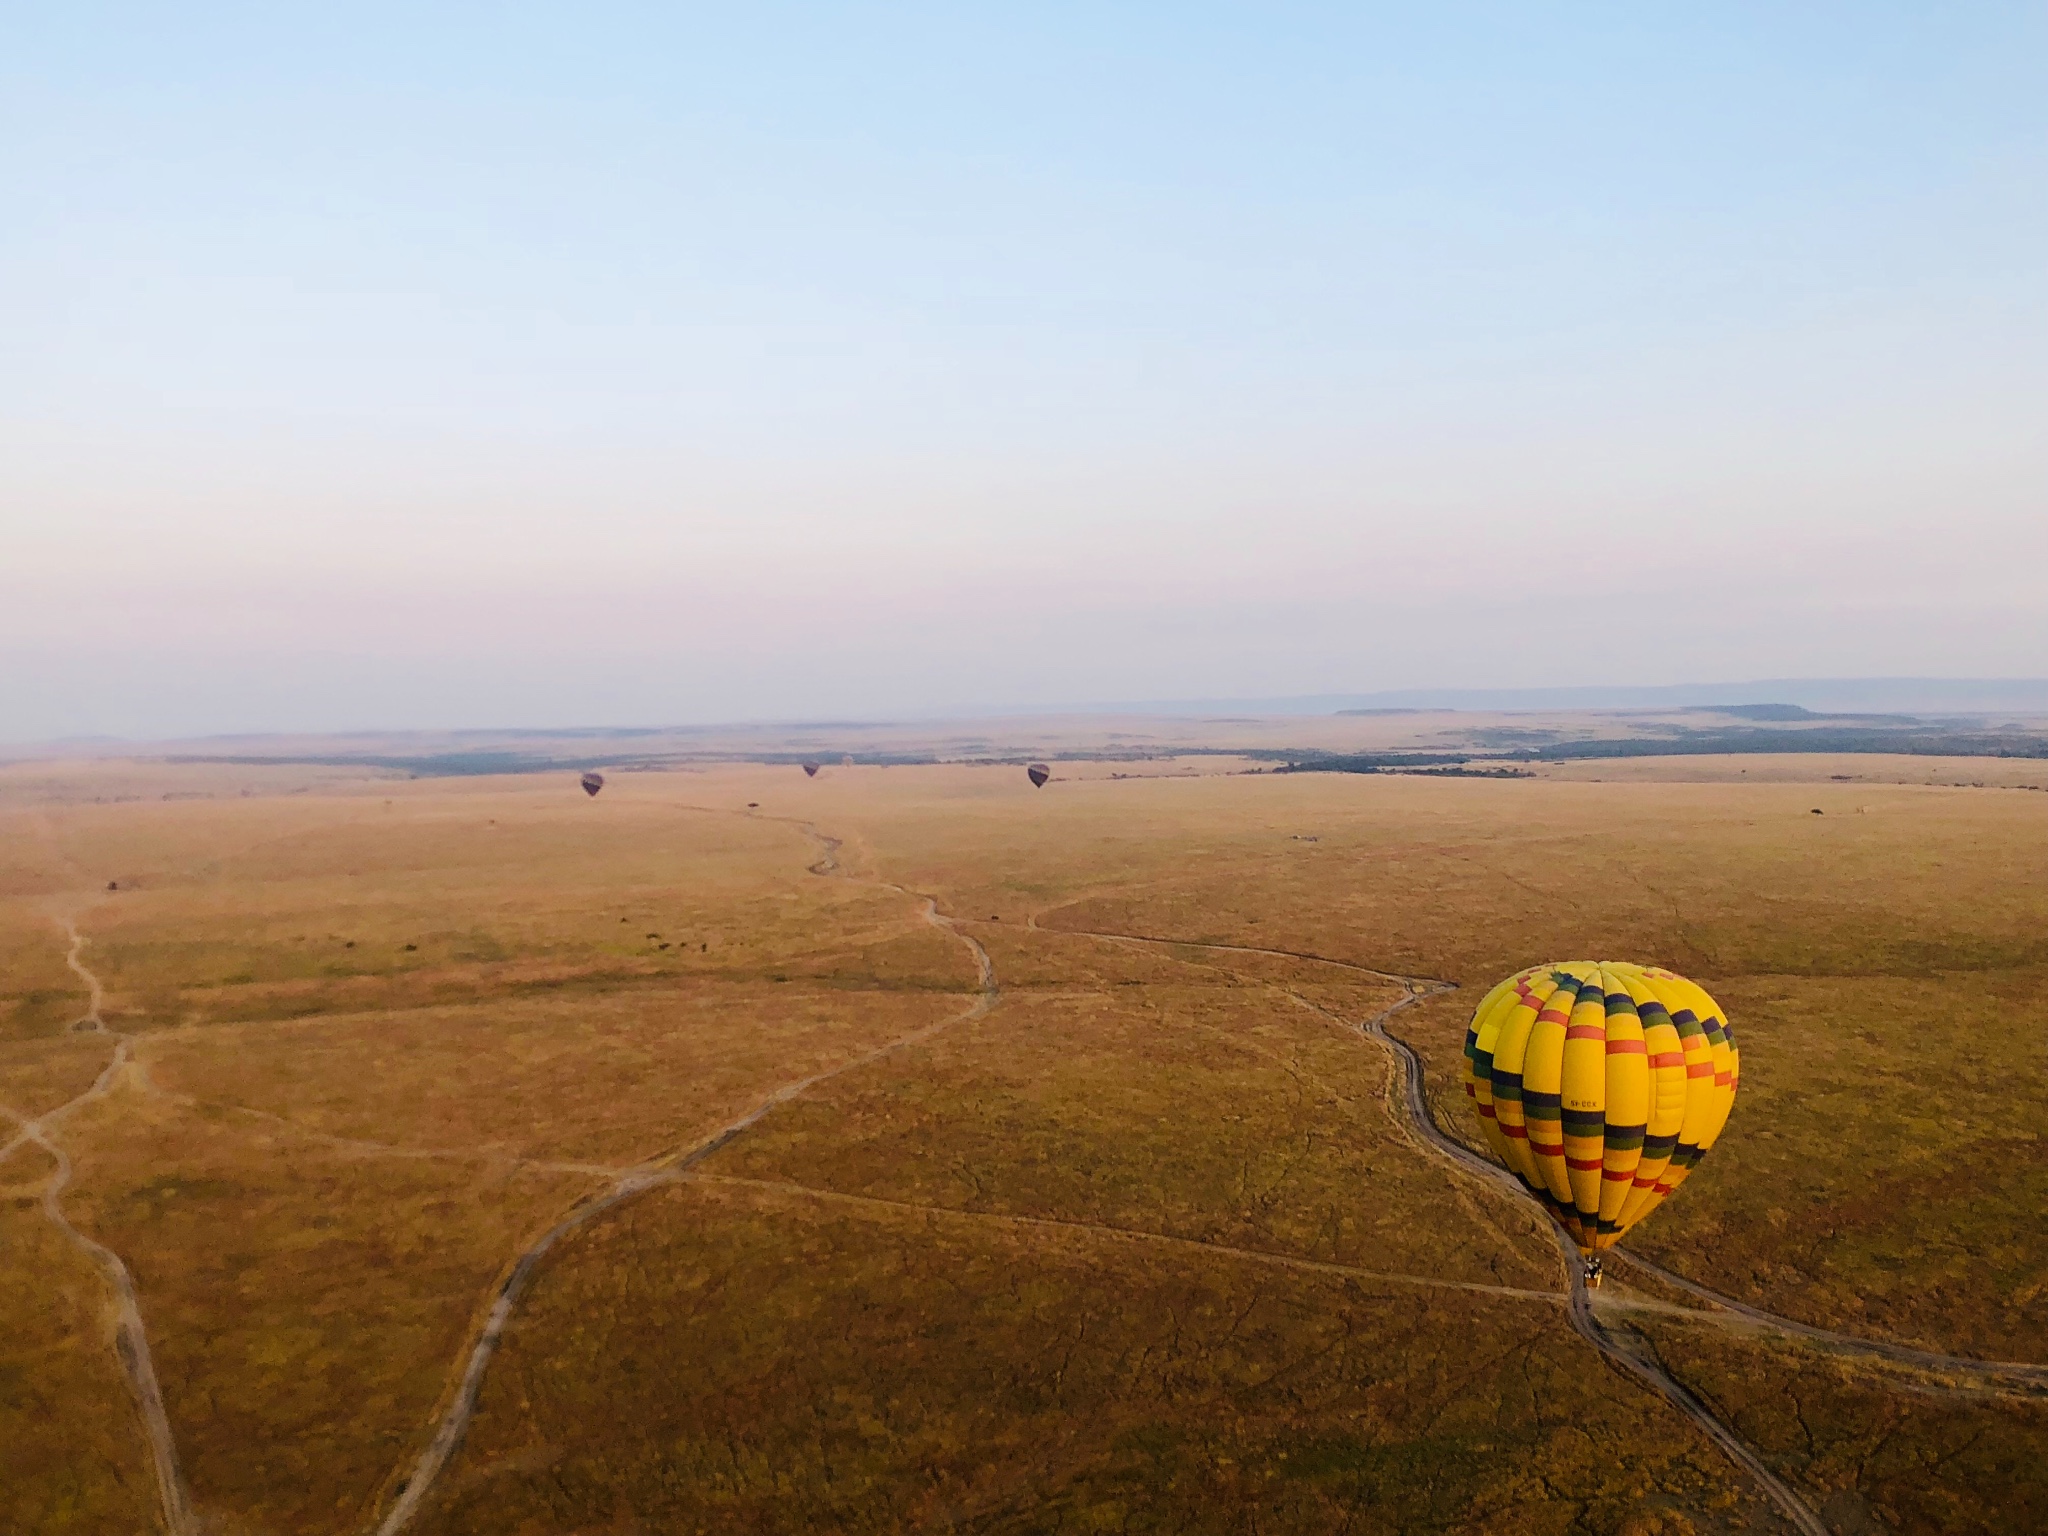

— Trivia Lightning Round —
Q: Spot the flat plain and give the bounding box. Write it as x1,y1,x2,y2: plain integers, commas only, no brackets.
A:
3,751,2044,1535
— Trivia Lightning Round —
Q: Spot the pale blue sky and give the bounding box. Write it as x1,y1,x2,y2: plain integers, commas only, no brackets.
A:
6,4,2045,738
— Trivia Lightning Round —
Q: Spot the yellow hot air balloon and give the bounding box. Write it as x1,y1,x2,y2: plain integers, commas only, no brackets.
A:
1462,960,1739,1287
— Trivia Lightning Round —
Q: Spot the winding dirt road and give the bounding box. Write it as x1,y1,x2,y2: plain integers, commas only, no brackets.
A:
2,909,196,1536
370,825,2046,1536
1045,925,2046,1381
369,843,998,1536
1358,990,1830,1536
1604,1249,2048,1394
29,803,2032,1536
1044,924,1837,1534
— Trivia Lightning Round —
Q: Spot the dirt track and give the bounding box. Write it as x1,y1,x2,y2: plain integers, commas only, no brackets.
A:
1040,923,1827,1535
368,835,1000,1536
367,817,2046,1536
1356,988,1831,1536
1048,926,2047,1377
2,910,196,1536
26,806,2033,1536
1605,1249,2048,1394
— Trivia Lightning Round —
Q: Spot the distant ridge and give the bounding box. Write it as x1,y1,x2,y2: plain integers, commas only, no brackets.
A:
1077,679,2048,717
11,679,2046,758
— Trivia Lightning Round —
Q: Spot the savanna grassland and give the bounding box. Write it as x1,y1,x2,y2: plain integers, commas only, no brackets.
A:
2,754,2044,1536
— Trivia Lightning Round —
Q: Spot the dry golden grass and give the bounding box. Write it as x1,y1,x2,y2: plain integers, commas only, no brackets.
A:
0,897,90,1042
57,784,952,1033
59,1084,599,1534
2,754,2044,1534
719,984,1560,1290
421,1179,1779,1536
0,1033,119,1118
1527,751,2048,789
0,1142,164,1535
144,983,970,1169
0,758,395,812
1628,1318,2048,1532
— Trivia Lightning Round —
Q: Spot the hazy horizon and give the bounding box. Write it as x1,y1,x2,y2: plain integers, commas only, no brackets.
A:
8,5,2046,740
13,675,2048,752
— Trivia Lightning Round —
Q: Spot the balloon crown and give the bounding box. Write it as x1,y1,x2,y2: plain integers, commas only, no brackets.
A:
1461,960,1738,1256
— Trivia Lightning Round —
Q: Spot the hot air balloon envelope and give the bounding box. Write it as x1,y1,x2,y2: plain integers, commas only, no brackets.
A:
1027,763,1051,788
1462,960,1738,1262
580,772,605,797
802,762,820,777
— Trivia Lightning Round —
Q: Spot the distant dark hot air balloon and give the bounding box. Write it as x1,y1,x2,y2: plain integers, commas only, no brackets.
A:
1027,762,1051,788
802,762,820,777
580,772,605,797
